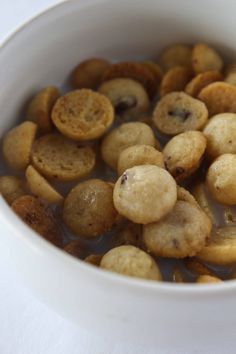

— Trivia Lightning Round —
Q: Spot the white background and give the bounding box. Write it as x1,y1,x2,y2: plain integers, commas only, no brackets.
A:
0,1,233,353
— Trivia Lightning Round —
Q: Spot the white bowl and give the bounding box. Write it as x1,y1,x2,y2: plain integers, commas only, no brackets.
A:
1,0,236,349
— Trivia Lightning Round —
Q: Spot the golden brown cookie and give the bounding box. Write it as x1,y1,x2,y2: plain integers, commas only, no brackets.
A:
153,92,208,135
32,134,95,181
142,61,163,86
163,131,206,181
26,86,60,133
185,259,215,277
52,89,114,141
160,66,192,97
196,275,222,284
159,44,192,72
113,165,177,224
100,245,162,281
101,122,156,170
84,254,103,266
117,144,165,175
142,200,212,258
2,121,37,170
191,182,217,226
64,240,85,259
0,176,26,205
225,72,236,86
102,61,157,98
198,82,236,115
63,179,118,238
11,195,62,246
98,78,150,119
192,43,223,74
185,71,222,97
71,58,110,89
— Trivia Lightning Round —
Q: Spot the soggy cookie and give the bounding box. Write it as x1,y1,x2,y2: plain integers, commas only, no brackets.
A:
113,165,177,224
52,89,114,141
153,92,208,135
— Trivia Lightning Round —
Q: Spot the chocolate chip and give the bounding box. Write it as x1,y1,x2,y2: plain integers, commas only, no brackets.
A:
168,108,191,121
121,172,128,185
172,238,180,249
115,96,137,114
174,167,185,176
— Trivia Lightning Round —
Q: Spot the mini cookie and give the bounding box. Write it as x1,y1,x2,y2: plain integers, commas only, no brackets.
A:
142,61,163,86
185,71,222,97
26,165,63,204
98,78,150,119
153,92,208,135
115,223,142,247
101,122,156,170
142,200,212,258
197,226,236,265
32,134,95,181
206,154,236,205
163,131,206,181
176,186,199,206
198,82,236,115
71,58,110,89
196,275,222,284
160,66,192,97
0,176,26,204
100,245,162,281
11,195,62,247
26,86,60,133
3,121,37,170
84,254,103,266
192,43,223,74
203,113,236,160
185,259,215,277
117,144,165,175
113,165,177,224
159,44,192,72
64,240,85,259
52,89,114,141
191,182,217,225
63,179,118,238
102,61,157,98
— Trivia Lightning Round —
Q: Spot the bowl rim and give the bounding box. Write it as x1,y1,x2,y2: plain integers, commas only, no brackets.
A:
0,0,236,296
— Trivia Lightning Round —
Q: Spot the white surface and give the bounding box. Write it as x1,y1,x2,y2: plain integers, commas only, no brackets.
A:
0,1,235,353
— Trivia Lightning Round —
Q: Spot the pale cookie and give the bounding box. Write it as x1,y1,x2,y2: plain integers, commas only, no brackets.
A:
101,122,156,170
192,43,223,73
196,275,222,284
191,182,217,225
52,89,114,141
117,144,165,175
3,121,37,170
225,72,236,86
84,254,103,266
32,134,95,181
113,165,177,224
159,44,192,72
71,58,110,89
102,61,157,98
0,176,26,205
64,240,85,259
197,226,236,265
153,92,208,135
185,71,222,97
142,200,212,258
206,154,236,205
198,82,236,115
12,195,62,247
160,66,192,97
142,61,163,86
98,78,150,119
203,113,236,160
100,245,162,281
63,179,118,238
163,131,206,181
26,165,63,204
26,86,60,133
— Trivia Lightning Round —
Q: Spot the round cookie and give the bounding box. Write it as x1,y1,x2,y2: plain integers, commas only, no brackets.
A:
159,44,192,72
176,186,199,206
142,61,163,86
101,122,156,170
52,89,114,141
196,275,222,284
98,78,150,119
113,165,177,224
185,259,215,277
192,43,223,74
191,182,217,226
203,113,236,160
153,92,208,135
32,134,95,181
163,131,206,181
3,121,37,170
0,176,26,205
85,254,103,266
206,154,236,205
11,195,62,247
117,145,165,175
185,71,222,97
71,58,110,89
63,179,118,238
160,66,192,97
100,245,162,281
26,86,60,133
142,200,212,258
